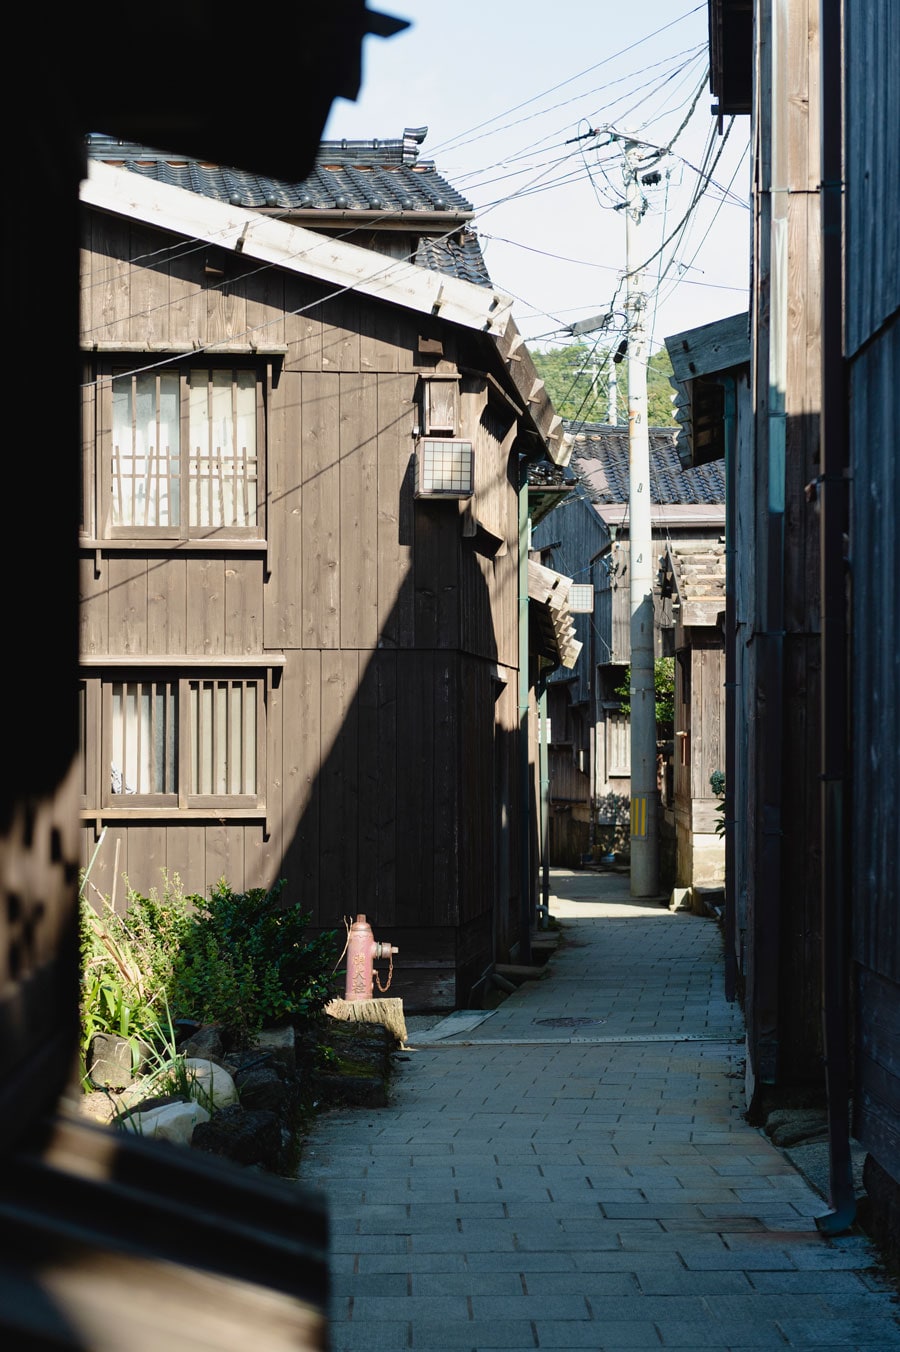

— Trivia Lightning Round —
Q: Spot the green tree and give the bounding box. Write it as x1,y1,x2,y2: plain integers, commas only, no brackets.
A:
613,658,675,739
531,342,677,427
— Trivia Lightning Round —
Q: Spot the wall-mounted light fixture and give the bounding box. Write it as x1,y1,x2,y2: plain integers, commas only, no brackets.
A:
414,438,474,499
568,584,594,613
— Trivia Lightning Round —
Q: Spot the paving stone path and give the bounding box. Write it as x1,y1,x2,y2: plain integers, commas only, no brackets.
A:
298,869,900,1351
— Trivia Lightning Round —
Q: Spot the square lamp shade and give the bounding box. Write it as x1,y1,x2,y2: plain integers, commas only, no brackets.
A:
415,438,474,499
568,584,594,613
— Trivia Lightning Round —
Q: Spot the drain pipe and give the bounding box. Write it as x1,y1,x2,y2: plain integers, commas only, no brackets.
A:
518,456,533,966
536,661,560,929
816,0,855,1236
722,374,738,1004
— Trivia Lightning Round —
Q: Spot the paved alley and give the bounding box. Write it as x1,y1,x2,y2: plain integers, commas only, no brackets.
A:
297,869,900,1351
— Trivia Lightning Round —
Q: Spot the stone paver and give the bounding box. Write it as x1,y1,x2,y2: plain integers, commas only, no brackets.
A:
297,869,900,1352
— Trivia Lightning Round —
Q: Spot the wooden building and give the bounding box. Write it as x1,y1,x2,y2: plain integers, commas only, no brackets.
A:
703,0,827,1108
707,0,900,1243
658,541,726,893
842,0,900,1241
77,138,572,1010
665,313,751,947
0,6,409,1345
531,424,725,876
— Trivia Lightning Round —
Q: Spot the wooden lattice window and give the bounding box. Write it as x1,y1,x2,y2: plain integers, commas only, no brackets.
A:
187,370,259,531
189,677,259,800
83,672,265,812
99,364,263,540
107,679,179,804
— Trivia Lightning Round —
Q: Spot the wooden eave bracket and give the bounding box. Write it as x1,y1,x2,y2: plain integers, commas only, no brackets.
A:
503,331,526,362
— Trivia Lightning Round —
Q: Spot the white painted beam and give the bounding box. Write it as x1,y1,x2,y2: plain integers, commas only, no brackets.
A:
82,161,514,336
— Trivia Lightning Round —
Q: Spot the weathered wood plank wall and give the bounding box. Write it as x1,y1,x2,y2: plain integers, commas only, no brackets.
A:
79,213,524,1006
740,0,824,1097
846,0,900,1176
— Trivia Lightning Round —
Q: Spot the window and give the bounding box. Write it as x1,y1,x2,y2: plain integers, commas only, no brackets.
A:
81,672,264,813
109,678,178,800
606,711,631,778
96,364,263,540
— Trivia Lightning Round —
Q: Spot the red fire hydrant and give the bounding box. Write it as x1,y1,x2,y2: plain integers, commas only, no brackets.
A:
344,914,399,1002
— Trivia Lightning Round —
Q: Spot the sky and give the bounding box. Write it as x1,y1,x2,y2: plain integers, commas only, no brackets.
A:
323,1,752,363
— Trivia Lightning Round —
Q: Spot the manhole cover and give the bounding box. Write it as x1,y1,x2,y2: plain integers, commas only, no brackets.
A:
534,1016,606,1028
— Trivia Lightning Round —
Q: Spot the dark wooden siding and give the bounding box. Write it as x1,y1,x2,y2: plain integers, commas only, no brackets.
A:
849,323,900,1170
78,211,525,1006
845,0,900,356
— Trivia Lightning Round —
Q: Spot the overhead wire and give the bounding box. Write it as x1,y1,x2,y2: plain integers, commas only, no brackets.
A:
445,44,704,200
428,5,706,156
81,29,714,330
651,136,750,314
81,5,747,397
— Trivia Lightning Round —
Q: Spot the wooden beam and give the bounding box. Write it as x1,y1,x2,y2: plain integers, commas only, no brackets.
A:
79,654,286,667
83,162,516,337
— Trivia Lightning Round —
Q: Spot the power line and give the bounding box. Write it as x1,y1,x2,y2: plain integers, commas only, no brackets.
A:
429,5,706,156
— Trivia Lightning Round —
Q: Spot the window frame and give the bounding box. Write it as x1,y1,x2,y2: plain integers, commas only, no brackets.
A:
80,665,270,818
92,358,267,544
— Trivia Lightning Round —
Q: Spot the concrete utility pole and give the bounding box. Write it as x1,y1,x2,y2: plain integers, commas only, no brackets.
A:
624,141,659,897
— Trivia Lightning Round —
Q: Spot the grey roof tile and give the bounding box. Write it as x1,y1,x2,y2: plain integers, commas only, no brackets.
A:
85,130,491,287
566,422,725,506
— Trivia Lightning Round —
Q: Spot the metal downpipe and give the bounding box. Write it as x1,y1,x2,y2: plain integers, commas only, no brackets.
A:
518,458,533,966
816,0,855,1237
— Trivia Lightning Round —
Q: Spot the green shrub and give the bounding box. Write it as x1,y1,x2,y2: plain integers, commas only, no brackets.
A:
80,872,337,1066
613,658,675,738
171,879,338,1047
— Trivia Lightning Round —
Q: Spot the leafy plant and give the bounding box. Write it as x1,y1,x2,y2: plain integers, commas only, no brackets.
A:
81,869,339,1082
171,879,338,1047
614,658,675,738
710,770,726,837
78,894,172,1087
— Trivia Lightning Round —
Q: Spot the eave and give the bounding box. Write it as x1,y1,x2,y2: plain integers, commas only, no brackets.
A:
528,484,574,527
528,560,583,670
81,161,569,467
708,0,753,122
83,161,512,336
664,312,750,468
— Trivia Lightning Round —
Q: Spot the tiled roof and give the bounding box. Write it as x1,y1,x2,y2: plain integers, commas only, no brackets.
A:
413,234,490,287
84,129,492,287
565,423,725,506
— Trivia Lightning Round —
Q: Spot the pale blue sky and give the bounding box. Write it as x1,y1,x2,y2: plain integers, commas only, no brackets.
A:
324,2,752,355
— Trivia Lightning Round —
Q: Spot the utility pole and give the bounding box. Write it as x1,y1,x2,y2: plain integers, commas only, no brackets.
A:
624,140,659,897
